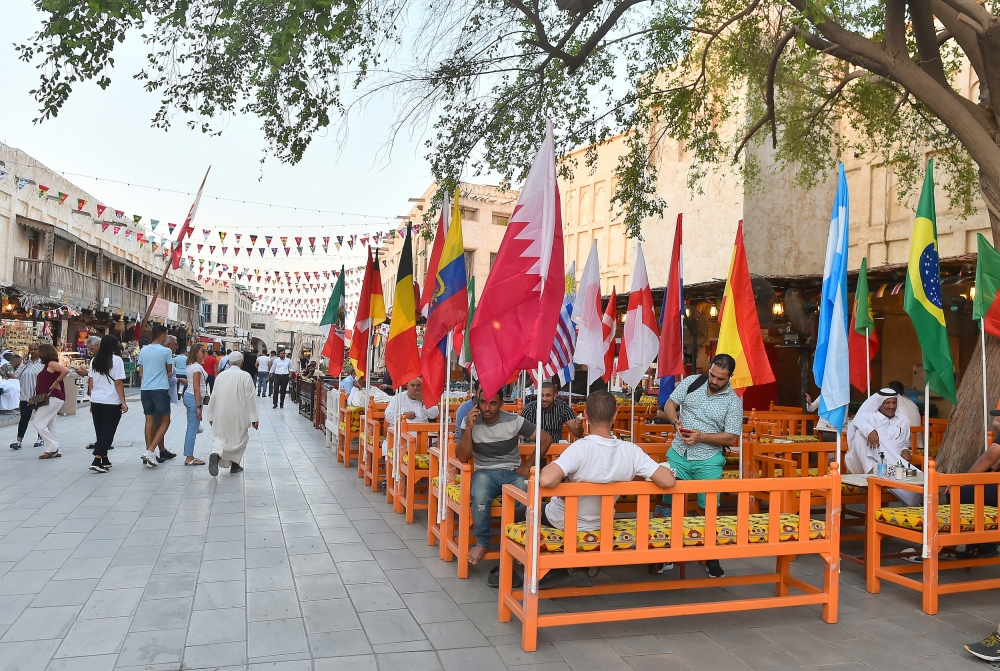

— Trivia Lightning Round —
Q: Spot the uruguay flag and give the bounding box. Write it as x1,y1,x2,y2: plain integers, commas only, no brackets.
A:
812,164,851,431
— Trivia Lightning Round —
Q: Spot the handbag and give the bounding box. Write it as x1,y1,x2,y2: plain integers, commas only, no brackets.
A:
28,392,50,407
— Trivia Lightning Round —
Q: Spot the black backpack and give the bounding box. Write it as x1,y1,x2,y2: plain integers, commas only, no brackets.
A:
651,374,708,423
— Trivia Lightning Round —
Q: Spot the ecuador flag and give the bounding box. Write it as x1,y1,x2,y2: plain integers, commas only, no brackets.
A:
716,221,774,390
420,188,468,407
385,225,421,385
903,159,956,403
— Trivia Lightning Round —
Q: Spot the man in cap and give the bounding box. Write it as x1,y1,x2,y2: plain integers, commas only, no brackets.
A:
846,387,920,505
206,351,258,475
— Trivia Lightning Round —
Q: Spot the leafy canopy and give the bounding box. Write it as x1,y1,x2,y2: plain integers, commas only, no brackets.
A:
19,0,1000,237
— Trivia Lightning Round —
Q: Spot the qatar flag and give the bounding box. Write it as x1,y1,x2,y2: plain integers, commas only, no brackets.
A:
468,121,565,399
615,243,659,389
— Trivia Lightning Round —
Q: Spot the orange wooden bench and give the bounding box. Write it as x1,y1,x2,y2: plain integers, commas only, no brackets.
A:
360,402,389,489
746,411,817,437
865,460,1000,614
337,401,363,468
386,420,438,523
909,419,948,467
498,468,842,651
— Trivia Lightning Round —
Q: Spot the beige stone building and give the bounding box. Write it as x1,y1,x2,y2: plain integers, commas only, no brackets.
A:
380,181,519,312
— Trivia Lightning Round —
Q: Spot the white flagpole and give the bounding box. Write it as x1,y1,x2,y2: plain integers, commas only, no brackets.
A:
393,385,401,500
865,327,871,396
529,361,544,594
630,393,636,441
922,382,930,559
835,429,842,469
363,327,374,468
982,322,990,452
436,385,446,523
439,332,453,522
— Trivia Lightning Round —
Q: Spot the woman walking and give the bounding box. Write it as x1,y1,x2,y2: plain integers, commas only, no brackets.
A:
35,344,69,460
183,343,208,466
10,343,46,450
88,335,128,473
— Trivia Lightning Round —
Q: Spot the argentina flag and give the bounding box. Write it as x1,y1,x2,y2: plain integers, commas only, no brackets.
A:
812,163,851,432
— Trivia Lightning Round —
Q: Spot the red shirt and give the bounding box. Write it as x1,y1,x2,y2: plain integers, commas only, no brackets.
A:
203,354,218,376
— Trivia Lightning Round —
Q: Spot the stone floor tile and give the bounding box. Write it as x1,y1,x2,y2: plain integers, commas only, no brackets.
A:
53,615,132,658
2,605,81,642
306,629,372,658
187,607,247,646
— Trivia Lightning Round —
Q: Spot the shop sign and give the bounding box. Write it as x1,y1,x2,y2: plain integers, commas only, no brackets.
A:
203,326,228,336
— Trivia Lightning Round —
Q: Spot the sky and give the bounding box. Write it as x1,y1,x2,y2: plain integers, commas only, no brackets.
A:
0,1,437,277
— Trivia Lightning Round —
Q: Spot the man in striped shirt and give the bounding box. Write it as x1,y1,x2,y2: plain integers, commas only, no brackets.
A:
10,342,45,450
520,381,583,443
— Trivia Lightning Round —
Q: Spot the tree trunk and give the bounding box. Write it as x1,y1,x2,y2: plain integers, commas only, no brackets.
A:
936,169,1000,473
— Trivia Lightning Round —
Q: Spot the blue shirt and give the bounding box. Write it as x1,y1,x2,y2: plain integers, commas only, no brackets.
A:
138,343,173,390
341,375,355,396
173,354,188,375
454,398,474,442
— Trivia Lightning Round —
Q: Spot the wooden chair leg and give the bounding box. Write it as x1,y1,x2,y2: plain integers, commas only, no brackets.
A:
405,469,416,524
922,548,940,615
865,526,881,594
775,556,791,597
457,511,471,579
521,583,539,652
823,551,840,623
440,506,455,562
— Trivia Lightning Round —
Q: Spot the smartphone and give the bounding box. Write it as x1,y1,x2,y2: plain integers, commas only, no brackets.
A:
679,427,695,435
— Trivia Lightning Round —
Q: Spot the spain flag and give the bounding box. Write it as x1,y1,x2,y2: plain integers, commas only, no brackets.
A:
385,225,421,385
349,248,386,377
716,220,775,391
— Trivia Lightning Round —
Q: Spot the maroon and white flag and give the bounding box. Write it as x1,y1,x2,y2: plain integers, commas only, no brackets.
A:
468,121,565,399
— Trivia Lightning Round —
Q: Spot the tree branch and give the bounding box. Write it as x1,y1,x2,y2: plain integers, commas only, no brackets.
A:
731,27,799,161
909,0,950,87
885,0,906,56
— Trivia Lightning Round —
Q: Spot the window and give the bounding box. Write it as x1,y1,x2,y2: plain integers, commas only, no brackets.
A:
464,250,475,281
491,214,509,226
217,304,229,324
490,253,497,270
460,207,478,222
201,302,212,324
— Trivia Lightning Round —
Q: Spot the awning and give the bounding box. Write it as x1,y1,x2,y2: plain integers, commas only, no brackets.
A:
197,336,222,343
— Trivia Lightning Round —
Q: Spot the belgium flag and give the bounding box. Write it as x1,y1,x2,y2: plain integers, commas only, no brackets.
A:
385,224,421,385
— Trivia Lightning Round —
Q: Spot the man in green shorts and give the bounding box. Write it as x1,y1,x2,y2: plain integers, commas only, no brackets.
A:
659,353,743,578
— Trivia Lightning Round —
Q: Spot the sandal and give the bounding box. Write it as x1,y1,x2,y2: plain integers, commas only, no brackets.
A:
185,458,205,466
38,451,61,459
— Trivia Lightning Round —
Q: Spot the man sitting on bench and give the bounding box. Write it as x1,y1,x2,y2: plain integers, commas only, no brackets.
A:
537,391,676,587
457,382,553,586
952,409,1000,559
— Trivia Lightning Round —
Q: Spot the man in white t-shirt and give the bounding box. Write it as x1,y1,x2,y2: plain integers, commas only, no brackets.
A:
537,390,676,587
268,349,294,408
255,353,271,397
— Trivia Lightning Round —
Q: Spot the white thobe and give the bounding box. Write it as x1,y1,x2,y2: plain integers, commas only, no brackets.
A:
846,410,920,505
383,393,440,450
205,367,259,468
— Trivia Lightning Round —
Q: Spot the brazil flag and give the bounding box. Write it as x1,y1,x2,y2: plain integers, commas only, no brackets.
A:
903,159,957,403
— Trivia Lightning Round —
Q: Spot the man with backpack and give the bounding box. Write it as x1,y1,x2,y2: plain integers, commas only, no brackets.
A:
657,353,743,578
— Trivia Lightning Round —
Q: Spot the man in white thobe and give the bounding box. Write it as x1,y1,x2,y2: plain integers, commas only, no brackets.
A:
206,352,259,476
383,378,440,451
846,388,921,505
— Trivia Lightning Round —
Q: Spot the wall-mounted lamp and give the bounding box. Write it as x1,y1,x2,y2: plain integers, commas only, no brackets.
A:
772,301,784,316
709,303,718,319
970,285,977,300
684,306,691,318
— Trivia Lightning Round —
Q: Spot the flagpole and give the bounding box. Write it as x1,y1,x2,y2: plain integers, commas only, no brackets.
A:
922,382,930,559
982,321,990,452
439,332,453,523
529,361,544,594
865,328,871,396
363,327,374,468
393,385,402,504
143,166,210,329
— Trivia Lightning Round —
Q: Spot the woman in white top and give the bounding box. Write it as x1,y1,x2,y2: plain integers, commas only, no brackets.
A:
87,335,128,473
183,343,210,466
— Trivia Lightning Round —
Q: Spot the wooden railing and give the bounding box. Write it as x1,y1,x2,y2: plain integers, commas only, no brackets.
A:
14,258,97,302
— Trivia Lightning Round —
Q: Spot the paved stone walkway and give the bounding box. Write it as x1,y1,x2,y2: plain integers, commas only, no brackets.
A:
0,394,997,671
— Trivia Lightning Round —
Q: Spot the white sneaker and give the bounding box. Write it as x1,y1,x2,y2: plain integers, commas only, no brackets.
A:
141,452,158,468
33,440,45,447
197,424,204,434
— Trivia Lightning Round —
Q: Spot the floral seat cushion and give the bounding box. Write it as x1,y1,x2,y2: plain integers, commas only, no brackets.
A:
386,449,430,470
505,513,825,552
430,476,500,506
875,504,999,532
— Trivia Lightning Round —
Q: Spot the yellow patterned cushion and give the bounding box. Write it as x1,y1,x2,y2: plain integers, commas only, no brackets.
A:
505,513,825,552
875,504,999,532
428,477,501,506
385,450,430,470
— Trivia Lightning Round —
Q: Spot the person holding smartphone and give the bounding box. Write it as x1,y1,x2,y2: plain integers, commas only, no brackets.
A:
659,353,743,578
